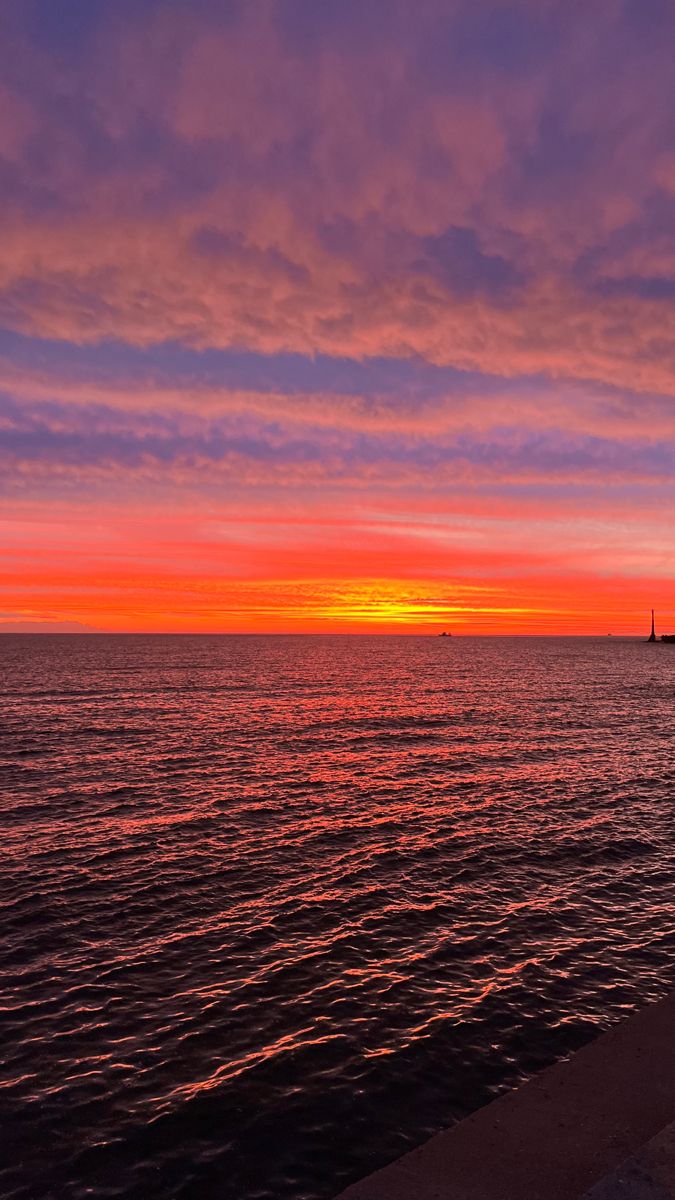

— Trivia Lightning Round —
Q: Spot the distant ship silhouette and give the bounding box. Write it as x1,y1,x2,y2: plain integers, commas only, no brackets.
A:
647,610,675,643
438,632,451,637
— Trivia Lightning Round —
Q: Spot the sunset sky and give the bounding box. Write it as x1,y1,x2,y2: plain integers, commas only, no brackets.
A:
2,0,674,633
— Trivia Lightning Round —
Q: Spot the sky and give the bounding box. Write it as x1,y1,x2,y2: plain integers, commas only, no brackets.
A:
1,0,674,634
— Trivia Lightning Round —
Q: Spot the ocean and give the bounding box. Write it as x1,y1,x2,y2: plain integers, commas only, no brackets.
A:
2,634,674,1199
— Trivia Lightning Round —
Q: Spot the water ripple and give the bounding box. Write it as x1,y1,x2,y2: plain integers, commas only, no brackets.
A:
1,634,674,1200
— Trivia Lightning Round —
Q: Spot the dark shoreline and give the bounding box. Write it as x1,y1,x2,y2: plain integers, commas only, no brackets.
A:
336,991,675,1199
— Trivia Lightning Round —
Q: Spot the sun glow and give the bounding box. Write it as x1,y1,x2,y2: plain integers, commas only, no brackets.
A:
2,1,675,635
1,554,666,635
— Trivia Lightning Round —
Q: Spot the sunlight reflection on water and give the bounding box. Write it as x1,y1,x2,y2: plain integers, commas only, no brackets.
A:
2,635,674,1199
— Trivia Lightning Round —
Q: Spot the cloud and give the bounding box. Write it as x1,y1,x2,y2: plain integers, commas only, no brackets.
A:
0,619,99,632
2,388,675,497
3,329,675,453
0,1,675,396
2,1,675,631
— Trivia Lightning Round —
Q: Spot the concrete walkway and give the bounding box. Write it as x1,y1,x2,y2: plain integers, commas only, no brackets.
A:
582,1120,675,1199
335,992,675,1200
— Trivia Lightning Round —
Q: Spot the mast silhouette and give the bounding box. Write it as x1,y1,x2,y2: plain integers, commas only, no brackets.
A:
648,609,656,642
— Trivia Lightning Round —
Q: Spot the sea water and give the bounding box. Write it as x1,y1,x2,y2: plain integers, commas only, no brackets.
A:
2,634,674,1199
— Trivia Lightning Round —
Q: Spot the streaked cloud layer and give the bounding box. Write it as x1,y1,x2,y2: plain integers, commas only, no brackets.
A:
1,0,674,631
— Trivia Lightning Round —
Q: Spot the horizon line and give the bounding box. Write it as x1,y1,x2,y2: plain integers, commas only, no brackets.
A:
0,630,658,638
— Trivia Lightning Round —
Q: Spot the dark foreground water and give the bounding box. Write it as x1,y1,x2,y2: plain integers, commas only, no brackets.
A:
1,635,674,1200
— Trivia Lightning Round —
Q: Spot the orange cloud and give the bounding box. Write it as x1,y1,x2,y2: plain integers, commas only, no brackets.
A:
2,1,675,632
2,493,673,633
